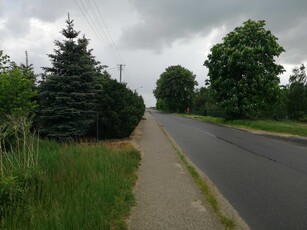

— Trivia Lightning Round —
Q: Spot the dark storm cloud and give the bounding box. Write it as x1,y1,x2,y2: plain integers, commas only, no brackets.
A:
120,0,307,63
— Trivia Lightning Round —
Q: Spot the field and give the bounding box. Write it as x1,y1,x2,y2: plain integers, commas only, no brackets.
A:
0,140,140,229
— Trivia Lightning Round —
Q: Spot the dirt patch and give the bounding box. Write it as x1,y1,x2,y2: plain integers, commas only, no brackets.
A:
130,121,144,143
103,140,132,150
128,116,146,157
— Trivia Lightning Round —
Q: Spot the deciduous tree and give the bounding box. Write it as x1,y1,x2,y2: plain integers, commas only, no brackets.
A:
204,20,285,119
287,64,307,120
0,51,37,121
154,65,197,112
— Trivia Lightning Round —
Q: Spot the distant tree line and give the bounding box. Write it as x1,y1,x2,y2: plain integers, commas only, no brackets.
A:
154,19,307,121
0,17,145,143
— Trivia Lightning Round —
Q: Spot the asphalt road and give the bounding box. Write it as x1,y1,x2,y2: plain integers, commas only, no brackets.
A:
150,110,307,230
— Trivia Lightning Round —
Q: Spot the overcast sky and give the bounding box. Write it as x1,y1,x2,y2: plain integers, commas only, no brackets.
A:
1,0,306,106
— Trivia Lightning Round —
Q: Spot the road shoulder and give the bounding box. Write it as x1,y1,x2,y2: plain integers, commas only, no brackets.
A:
160,125,250,230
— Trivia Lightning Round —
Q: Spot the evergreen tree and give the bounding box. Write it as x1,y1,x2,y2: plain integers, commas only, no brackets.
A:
20,51,36,83
38,16,103,141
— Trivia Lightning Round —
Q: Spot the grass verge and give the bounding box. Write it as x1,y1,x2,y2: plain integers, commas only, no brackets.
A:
180,114,307,137
1,140,140,229
161,128,236,230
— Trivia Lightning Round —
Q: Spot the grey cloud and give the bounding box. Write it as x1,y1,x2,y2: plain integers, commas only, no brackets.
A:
21,0,73,22
5,11,31,37
120,0,242,50
2,0,74,37
0,0,3,17
120,0,307,63
277,17,307,64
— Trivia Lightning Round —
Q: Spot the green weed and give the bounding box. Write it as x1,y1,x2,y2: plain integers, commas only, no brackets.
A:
162,127,236,229
177,150,235,230
181,114,307,137
1,140,140,229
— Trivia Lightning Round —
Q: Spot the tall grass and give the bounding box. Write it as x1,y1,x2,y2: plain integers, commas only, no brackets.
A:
0,117,140,229
0,115,42,229
0,116,39,178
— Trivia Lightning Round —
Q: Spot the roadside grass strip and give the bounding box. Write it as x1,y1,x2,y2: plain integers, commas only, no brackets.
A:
180,114,307,137
1,140,140,229
161,128,236,230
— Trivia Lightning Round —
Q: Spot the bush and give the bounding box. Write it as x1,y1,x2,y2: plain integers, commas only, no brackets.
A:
88,73,145,139
289,111,305,121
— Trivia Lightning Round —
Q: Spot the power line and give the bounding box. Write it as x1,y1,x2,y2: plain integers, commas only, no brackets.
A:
77,0,120,64
74,0,121,65
84,0,123,63
83,0,119,61
92,0,124,63
74,0,127,83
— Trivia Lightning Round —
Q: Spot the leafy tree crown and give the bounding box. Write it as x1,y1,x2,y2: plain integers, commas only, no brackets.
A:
154,65,197,112
204,19,285,119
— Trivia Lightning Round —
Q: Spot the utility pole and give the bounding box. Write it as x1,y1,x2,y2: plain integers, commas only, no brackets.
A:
96,110,99,142
118,64,125,83
25,50,29,67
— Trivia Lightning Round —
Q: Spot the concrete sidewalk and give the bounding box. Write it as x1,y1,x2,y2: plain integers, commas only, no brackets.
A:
128,112,223,230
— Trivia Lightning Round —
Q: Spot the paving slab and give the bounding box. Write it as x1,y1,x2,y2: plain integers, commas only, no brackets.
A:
128,112,224,230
